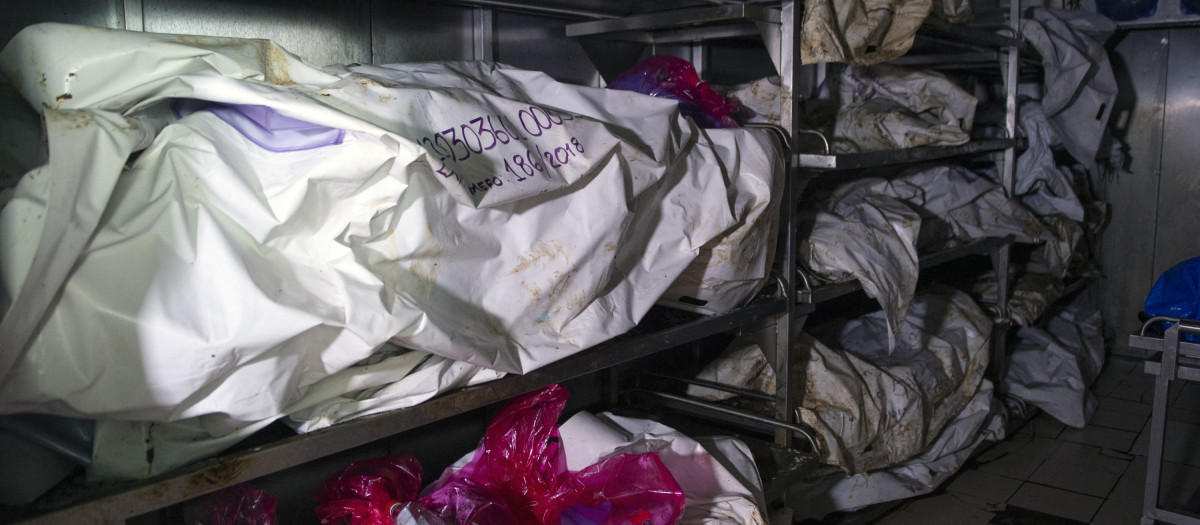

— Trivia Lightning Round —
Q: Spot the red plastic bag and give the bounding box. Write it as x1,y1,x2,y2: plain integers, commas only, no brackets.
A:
315,454,423,525
195,484,277,525
419,384,685,525
609,55,740,129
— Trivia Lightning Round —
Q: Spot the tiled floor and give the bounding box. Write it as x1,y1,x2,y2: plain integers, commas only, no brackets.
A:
873,356,1200,524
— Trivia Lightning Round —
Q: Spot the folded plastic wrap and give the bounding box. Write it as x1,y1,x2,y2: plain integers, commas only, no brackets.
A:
0,23,745,431
1022,8,1117,174
1001,306,1104,428
657,129,784,315
686,335,777,402
799,188,921,351
788,379,1002,520
1014,101,1085,222
801,0,933,65
796,291,993,474
800,165,1048,350
833,64,977,152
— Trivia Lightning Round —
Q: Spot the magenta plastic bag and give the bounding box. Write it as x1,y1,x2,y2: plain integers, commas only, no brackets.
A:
609,55,740,129
315,455,423,525
195,484,277,525
419,384,685,525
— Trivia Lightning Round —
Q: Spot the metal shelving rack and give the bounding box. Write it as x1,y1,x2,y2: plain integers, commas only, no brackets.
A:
567,0,1026,449
9,1,1028,522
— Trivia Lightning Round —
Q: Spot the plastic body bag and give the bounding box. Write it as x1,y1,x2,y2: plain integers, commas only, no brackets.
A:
315,455,423,525
1145,257,1200,342
0,24,741,431
419,385,685,525
195,485,278,525
609,56,739,129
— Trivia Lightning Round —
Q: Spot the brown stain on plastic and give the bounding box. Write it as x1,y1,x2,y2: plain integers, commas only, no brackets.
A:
509,240,568,275
190,457,249,489
265,44,294,86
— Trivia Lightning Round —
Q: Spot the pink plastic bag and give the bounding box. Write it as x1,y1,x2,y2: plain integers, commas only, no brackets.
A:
195,484,277,525
315,455,423,525
419,384,685,525
609,55,740,129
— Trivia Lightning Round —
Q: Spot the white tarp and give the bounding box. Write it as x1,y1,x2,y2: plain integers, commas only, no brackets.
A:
1014,101,1086,222
658,129,784,315
800,165,1049,350
798,290,993,474
1022,7,1117,174
0,24,741,427
801,0,933,65
833,64,977,153
1001,305,1105,428
686,292,1001,520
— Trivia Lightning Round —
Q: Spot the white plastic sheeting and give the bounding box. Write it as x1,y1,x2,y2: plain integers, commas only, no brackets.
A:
1001,306,1104,428
787,381,1003,520
1014,101,1086,222
800,165,1049,350
1022,7,1117,174
686,291,1000,519
801,0,933,65
0,23,767,433
798,290,993,474
89,347,503,479
833,64,977,153
687,335,777,402
658,129,784,315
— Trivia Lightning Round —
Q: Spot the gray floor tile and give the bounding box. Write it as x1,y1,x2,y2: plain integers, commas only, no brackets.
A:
1059,425,1139,453
905,492,995,525
1131,420,1200,467
1031,414,1068,438
1089,407,1150,433
994,434,1063,459
1174,382,1200,411
1008,483,1103,523
1109,455,1200,511
1109,378,1155,403
874,509,949,525
976,451,1045,481
945,469,1023,503
1029,457,1122,498
1090,497,1144,525
1097,397,1153,417
1052,441,1132,475
1169,406,1200,425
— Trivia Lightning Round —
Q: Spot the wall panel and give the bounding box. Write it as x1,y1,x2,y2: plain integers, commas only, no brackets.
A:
144,0,371,66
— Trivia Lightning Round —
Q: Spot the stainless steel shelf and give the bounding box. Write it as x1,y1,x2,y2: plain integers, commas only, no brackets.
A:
12,298,786,525
564,4,780,43
796,139,1018,171
797,236,1014,304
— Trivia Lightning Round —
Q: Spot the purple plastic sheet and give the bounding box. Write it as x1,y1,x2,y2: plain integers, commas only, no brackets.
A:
174,100,345,152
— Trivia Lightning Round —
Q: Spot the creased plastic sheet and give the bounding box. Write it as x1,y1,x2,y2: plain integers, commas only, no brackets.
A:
1014,101,1085,222
657,129,784,315
800,165,1048,350
554,412,767,525
833,64,977,152
1022,7,1117,173
800,187,921,351
0,23,741,434
90,347,503,480
801,0,933,65
787,381,1003,520
1000,306,1104,428
686,335,777,402
797,290,993,475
